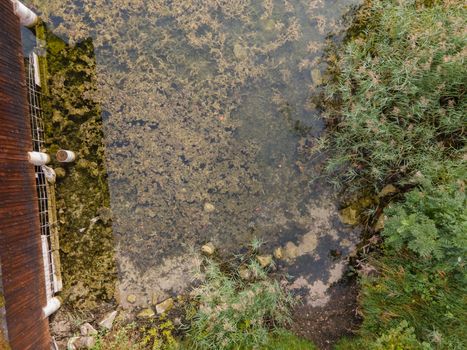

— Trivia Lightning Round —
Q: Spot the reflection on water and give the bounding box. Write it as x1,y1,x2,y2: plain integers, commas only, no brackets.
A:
32,0,360,307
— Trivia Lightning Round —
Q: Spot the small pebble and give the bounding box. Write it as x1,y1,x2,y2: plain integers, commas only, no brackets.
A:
137,308,155,319
156,298,174,314
204,203,215,213
201,242,215,255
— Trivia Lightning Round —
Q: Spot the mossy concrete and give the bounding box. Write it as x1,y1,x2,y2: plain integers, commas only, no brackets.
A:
40,27,116,310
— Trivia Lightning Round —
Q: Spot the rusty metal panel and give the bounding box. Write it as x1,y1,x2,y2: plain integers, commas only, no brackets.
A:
0,0,51,349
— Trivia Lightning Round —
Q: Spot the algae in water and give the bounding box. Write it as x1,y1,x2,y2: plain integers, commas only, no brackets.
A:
41,28,116,309
30,0,361,309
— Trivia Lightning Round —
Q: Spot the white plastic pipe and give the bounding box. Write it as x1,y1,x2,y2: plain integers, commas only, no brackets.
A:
32,52,42,87
42,297,61,318
28,151,50,166
10,0,38,27
56,150,76,163
41,235,53,301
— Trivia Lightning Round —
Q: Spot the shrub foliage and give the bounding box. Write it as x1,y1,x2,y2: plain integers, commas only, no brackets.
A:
324,0,466,193
359,179,466,349
326,0,467,349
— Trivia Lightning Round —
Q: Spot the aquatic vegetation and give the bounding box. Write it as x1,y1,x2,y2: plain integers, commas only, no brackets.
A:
323,0,466,194
28,0,361,308
41,27,116,309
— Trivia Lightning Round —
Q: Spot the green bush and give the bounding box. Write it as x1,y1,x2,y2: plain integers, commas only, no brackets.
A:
185,259,295,350
383,178,466,271
323,2,467,347
355,178,467,349
335,321,431,350
324,0,466,193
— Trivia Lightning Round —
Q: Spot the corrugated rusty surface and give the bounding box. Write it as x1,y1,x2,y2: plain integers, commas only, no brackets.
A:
0,1,51,349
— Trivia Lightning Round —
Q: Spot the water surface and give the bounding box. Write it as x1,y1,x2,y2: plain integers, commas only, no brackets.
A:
33,0,360,308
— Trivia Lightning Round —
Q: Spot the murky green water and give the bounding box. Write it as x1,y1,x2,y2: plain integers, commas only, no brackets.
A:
32,0,360,308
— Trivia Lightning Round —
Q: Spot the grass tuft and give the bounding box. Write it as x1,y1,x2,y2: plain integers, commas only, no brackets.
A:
186,258,295,350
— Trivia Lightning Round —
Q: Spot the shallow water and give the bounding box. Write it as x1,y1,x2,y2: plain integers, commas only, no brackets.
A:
32,0,360,308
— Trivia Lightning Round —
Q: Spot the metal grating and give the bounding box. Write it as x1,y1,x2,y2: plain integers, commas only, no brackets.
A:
26,51,57,300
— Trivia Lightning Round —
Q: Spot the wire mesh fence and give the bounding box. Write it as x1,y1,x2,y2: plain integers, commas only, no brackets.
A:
26,51,60,300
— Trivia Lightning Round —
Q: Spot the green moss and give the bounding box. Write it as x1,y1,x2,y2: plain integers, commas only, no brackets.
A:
42,28,116,310
262,329,316,350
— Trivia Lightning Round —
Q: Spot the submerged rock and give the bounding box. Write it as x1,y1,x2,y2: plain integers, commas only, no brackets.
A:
233,43,247,60
203,203,215,213
156,298,174,314
201,242,215,255
98,310,117,330
339,206,358,225
273,247,283,260
311,68,323,86
127,294,137,304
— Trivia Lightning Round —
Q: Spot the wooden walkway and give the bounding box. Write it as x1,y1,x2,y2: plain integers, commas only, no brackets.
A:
0,0,51,348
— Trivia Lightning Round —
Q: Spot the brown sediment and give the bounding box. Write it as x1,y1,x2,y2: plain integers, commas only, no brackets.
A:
291,277,361,350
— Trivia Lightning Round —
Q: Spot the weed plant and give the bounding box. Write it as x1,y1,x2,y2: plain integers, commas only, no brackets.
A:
91,323,140,350
186,259,294,350
335,320,432,350
91,321,181,350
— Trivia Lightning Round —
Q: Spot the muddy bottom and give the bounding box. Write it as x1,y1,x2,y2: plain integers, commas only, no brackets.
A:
291,277,361,350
